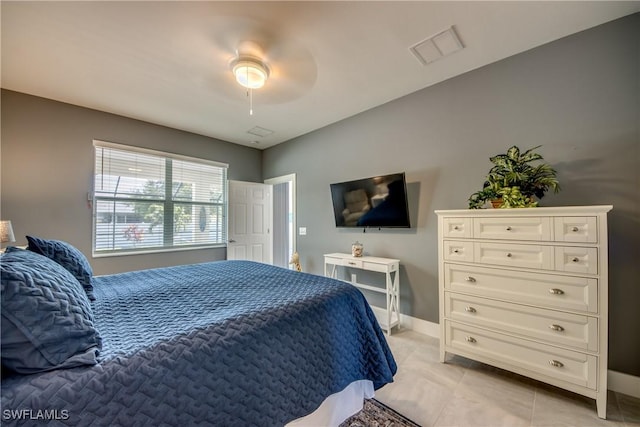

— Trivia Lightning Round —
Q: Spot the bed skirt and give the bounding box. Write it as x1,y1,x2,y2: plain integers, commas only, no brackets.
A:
286,380,375,426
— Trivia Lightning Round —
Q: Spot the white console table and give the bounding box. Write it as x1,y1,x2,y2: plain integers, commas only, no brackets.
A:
324,253,400,335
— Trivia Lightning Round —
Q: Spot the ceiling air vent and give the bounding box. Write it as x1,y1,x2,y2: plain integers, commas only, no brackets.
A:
247,126,274,138
410,26,464,65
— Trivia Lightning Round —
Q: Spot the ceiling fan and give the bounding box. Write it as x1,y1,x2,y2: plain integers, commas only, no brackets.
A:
208,22,317,111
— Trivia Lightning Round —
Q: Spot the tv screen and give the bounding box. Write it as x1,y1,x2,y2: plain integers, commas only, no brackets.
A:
330,172,410,228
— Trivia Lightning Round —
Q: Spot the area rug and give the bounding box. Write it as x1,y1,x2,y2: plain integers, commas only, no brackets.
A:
339,399,421,427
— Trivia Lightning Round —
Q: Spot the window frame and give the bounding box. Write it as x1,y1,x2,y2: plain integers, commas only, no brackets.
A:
92,140,228,257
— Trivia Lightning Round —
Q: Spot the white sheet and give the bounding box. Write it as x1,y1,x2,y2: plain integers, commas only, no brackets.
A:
286,380,375,427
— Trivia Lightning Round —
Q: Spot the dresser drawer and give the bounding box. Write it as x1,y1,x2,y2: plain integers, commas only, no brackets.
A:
555,247,598,275
445,293,598,351
473,217,552,241
474,242,553,270
444,263,597,313
443,217,472,238
445,321,597,389
554,217,598,243
443,240,473,262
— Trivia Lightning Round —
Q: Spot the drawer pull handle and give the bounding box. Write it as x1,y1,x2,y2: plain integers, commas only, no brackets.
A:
453,249,460,254
571,226,579,232
549,360,564,368
506,226,512,231
465,276,476,283
549,324,565,332
506,252,513,257
572,257,580,263
453,226,460,230
465,306,476,313
348,262,356,266
465,336,477,343
549,288,565,295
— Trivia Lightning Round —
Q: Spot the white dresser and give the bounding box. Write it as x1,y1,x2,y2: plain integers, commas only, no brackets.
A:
435,206,612,418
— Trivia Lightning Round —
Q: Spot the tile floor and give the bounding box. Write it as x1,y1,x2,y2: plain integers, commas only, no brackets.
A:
375,330,640,427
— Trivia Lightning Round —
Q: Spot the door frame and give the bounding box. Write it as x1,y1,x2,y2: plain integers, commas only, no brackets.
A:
264,173,297,262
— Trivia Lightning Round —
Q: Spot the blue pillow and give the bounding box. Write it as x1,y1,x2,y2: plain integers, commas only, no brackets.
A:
1,249,102,374
26,236,95,301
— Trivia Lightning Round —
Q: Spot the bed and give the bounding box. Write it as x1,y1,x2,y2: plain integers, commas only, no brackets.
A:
1,238,397,426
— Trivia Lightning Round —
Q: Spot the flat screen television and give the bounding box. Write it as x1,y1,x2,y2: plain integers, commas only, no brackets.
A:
330,172,410,228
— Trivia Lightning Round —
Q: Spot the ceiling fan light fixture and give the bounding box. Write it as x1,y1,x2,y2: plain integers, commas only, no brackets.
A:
232,58,269,89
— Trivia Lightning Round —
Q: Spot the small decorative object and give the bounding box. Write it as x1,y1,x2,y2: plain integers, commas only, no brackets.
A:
0,220,16,245
468,145,560,209
351,241,363,257
289,252,302,272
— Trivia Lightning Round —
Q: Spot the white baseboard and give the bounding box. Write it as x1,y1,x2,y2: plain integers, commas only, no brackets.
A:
608,370,640,399
397,312,440,338
377,310,640,399
370,306,440,337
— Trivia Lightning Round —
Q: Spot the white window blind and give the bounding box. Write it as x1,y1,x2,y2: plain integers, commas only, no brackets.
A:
93,140,228,256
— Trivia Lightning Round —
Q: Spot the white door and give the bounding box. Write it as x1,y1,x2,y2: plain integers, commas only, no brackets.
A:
227,180,273,263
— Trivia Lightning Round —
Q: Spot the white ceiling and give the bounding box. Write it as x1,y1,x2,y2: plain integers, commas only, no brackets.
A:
2,1,639,149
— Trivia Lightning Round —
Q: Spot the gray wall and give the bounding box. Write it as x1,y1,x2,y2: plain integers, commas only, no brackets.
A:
1,14,637,377
263,14,640,375
0,90,262,275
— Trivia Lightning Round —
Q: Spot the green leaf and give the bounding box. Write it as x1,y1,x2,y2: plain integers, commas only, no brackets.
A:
489,154,509,165
520,145,543,162
506,146,520,160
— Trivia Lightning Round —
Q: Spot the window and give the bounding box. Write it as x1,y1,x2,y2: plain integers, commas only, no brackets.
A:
93,141,227,256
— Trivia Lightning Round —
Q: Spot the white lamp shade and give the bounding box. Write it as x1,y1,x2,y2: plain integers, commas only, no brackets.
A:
233,60,268,89
0,220,15,243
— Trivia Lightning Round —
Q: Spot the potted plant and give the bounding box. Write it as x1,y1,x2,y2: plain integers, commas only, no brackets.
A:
468,145,560,209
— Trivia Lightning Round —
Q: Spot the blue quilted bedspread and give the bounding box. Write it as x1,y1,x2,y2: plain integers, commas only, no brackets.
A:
1,260,396,426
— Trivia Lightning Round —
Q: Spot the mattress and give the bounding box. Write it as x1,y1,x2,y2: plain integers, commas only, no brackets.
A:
1,260,396,426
